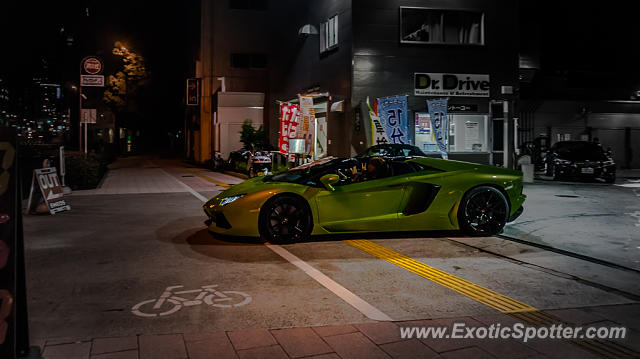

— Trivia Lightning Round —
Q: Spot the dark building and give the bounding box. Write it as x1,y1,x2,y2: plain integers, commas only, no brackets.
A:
517,0,640,169
194,0,520,166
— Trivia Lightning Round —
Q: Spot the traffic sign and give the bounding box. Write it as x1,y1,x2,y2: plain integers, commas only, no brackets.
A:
82,56,103,75
80,75,104,87
81,109,97,124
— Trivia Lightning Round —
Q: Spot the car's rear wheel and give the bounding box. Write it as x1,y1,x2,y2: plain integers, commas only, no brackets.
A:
259,194,312,243
458,186,509,236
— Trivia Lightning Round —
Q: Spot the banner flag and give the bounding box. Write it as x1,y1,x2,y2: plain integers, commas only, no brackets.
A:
367,98,389,146
427,98,449,159
298,95,316,155
279,103,300,154
378,95,409,144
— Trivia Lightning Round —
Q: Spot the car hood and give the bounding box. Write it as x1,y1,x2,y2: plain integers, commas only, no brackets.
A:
211,176,309,202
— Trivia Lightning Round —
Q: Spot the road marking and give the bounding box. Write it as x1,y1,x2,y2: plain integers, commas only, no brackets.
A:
266,243,393,321
154,165,210,202
345,239,537,314
132,284,251,317
347,239,639,358
172,165,393,322
185,168,232,188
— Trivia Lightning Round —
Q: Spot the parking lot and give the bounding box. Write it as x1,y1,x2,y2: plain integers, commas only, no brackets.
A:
23,157,640,358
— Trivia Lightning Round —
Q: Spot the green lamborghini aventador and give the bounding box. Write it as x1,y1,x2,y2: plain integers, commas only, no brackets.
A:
203,156,525,243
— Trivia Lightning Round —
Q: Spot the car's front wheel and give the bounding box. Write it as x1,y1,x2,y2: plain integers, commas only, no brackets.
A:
259,194,312,243
458,186,509,236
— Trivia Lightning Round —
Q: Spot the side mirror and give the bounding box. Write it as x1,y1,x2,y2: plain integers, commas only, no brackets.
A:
319,174,340,191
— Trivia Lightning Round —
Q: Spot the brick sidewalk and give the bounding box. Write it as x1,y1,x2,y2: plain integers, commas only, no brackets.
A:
38,304,640,359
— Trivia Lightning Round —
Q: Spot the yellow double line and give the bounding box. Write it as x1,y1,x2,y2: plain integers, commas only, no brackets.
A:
345,239,537,314
345,239,638,359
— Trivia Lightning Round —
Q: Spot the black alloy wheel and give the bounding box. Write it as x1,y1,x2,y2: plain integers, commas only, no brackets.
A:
458,186,509,236
259,194,312,243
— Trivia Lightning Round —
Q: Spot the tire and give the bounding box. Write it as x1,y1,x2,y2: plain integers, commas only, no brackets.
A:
605,175,616,184
259,194,312,243
458,186,509,236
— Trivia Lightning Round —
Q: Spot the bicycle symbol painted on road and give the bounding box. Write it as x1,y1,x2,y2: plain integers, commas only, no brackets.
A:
131,285,252,318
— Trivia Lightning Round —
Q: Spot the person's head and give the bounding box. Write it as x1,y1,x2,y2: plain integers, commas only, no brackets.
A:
367,157,385,174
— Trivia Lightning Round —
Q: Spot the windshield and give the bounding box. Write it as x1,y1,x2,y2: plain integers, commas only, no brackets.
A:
263,158,342,186
359,145,427,157
555,142,608,161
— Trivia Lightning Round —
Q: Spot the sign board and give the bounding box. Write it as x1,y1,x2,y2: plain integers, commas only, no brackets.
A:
80,74,105,87
82,57,103,75
81,109,97,124
415,73,490,97
186,78,200,106
29,168,71,215
448,104,478,112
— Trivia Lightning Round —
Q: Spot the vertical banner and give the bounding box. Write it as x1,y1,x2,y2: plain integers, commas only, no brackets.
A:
298,95,316,156
278,103,299,154
368,99,389,146
427,98,449,159
378,95,409,144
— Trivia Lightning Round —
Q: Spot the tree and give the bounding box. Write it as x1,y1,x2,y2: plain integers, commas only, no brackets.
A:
240,120,267,151
103,41,149,114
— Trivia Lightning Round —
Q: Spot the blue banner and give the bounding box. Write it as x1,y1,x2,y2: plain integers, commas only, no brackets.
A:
427,98,448,159
378,95,409,144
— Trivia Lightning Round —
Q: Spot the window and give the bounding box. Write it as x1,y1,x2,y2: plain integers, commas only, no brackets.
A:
230,53,267,68
320,14,339,53
414,113,489,153
400,7,484,45
229,0,267,10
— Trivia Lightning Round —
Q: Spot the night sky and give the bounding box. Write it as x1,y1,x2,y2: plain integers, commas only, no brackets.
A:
1,0,196,137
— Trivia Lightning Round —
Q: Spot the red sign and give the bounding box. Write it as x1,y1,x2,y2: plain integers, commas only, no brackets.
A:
82,57,102,74
279,103,300,154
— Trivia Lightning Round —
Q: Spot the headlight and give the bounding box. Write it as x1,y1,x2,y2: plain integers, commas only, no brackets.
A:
220,194,246,206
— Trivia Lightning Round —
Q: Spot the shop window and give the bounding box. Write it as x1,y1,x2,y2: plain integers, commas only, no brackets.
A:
230,53,267,68
415,113,489,153
400,7,484,45
320,14,339,53
229,0,267,10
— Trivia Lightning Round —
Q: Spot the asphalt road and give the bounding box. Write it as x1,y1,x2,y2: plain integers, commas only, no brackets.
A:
23,158,640,346
504,178,640,270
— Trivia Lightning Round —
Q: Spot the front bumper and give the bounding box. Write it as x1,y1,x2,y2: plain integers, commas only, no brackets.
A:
202,202,261,237
556,164,615,180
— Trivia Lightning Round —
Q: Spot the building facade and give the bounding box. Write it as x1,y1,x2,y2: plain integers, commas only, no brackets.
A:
193,0,520,166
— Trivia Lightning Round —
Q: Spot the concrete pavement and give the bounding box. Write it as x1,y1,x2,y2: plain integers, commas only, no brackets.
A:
504,177,640,271
23,156,640,358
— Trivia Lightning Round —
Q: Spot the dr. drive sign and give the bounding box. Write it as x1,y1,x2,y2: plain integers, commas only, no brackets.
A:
415,73,490,97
